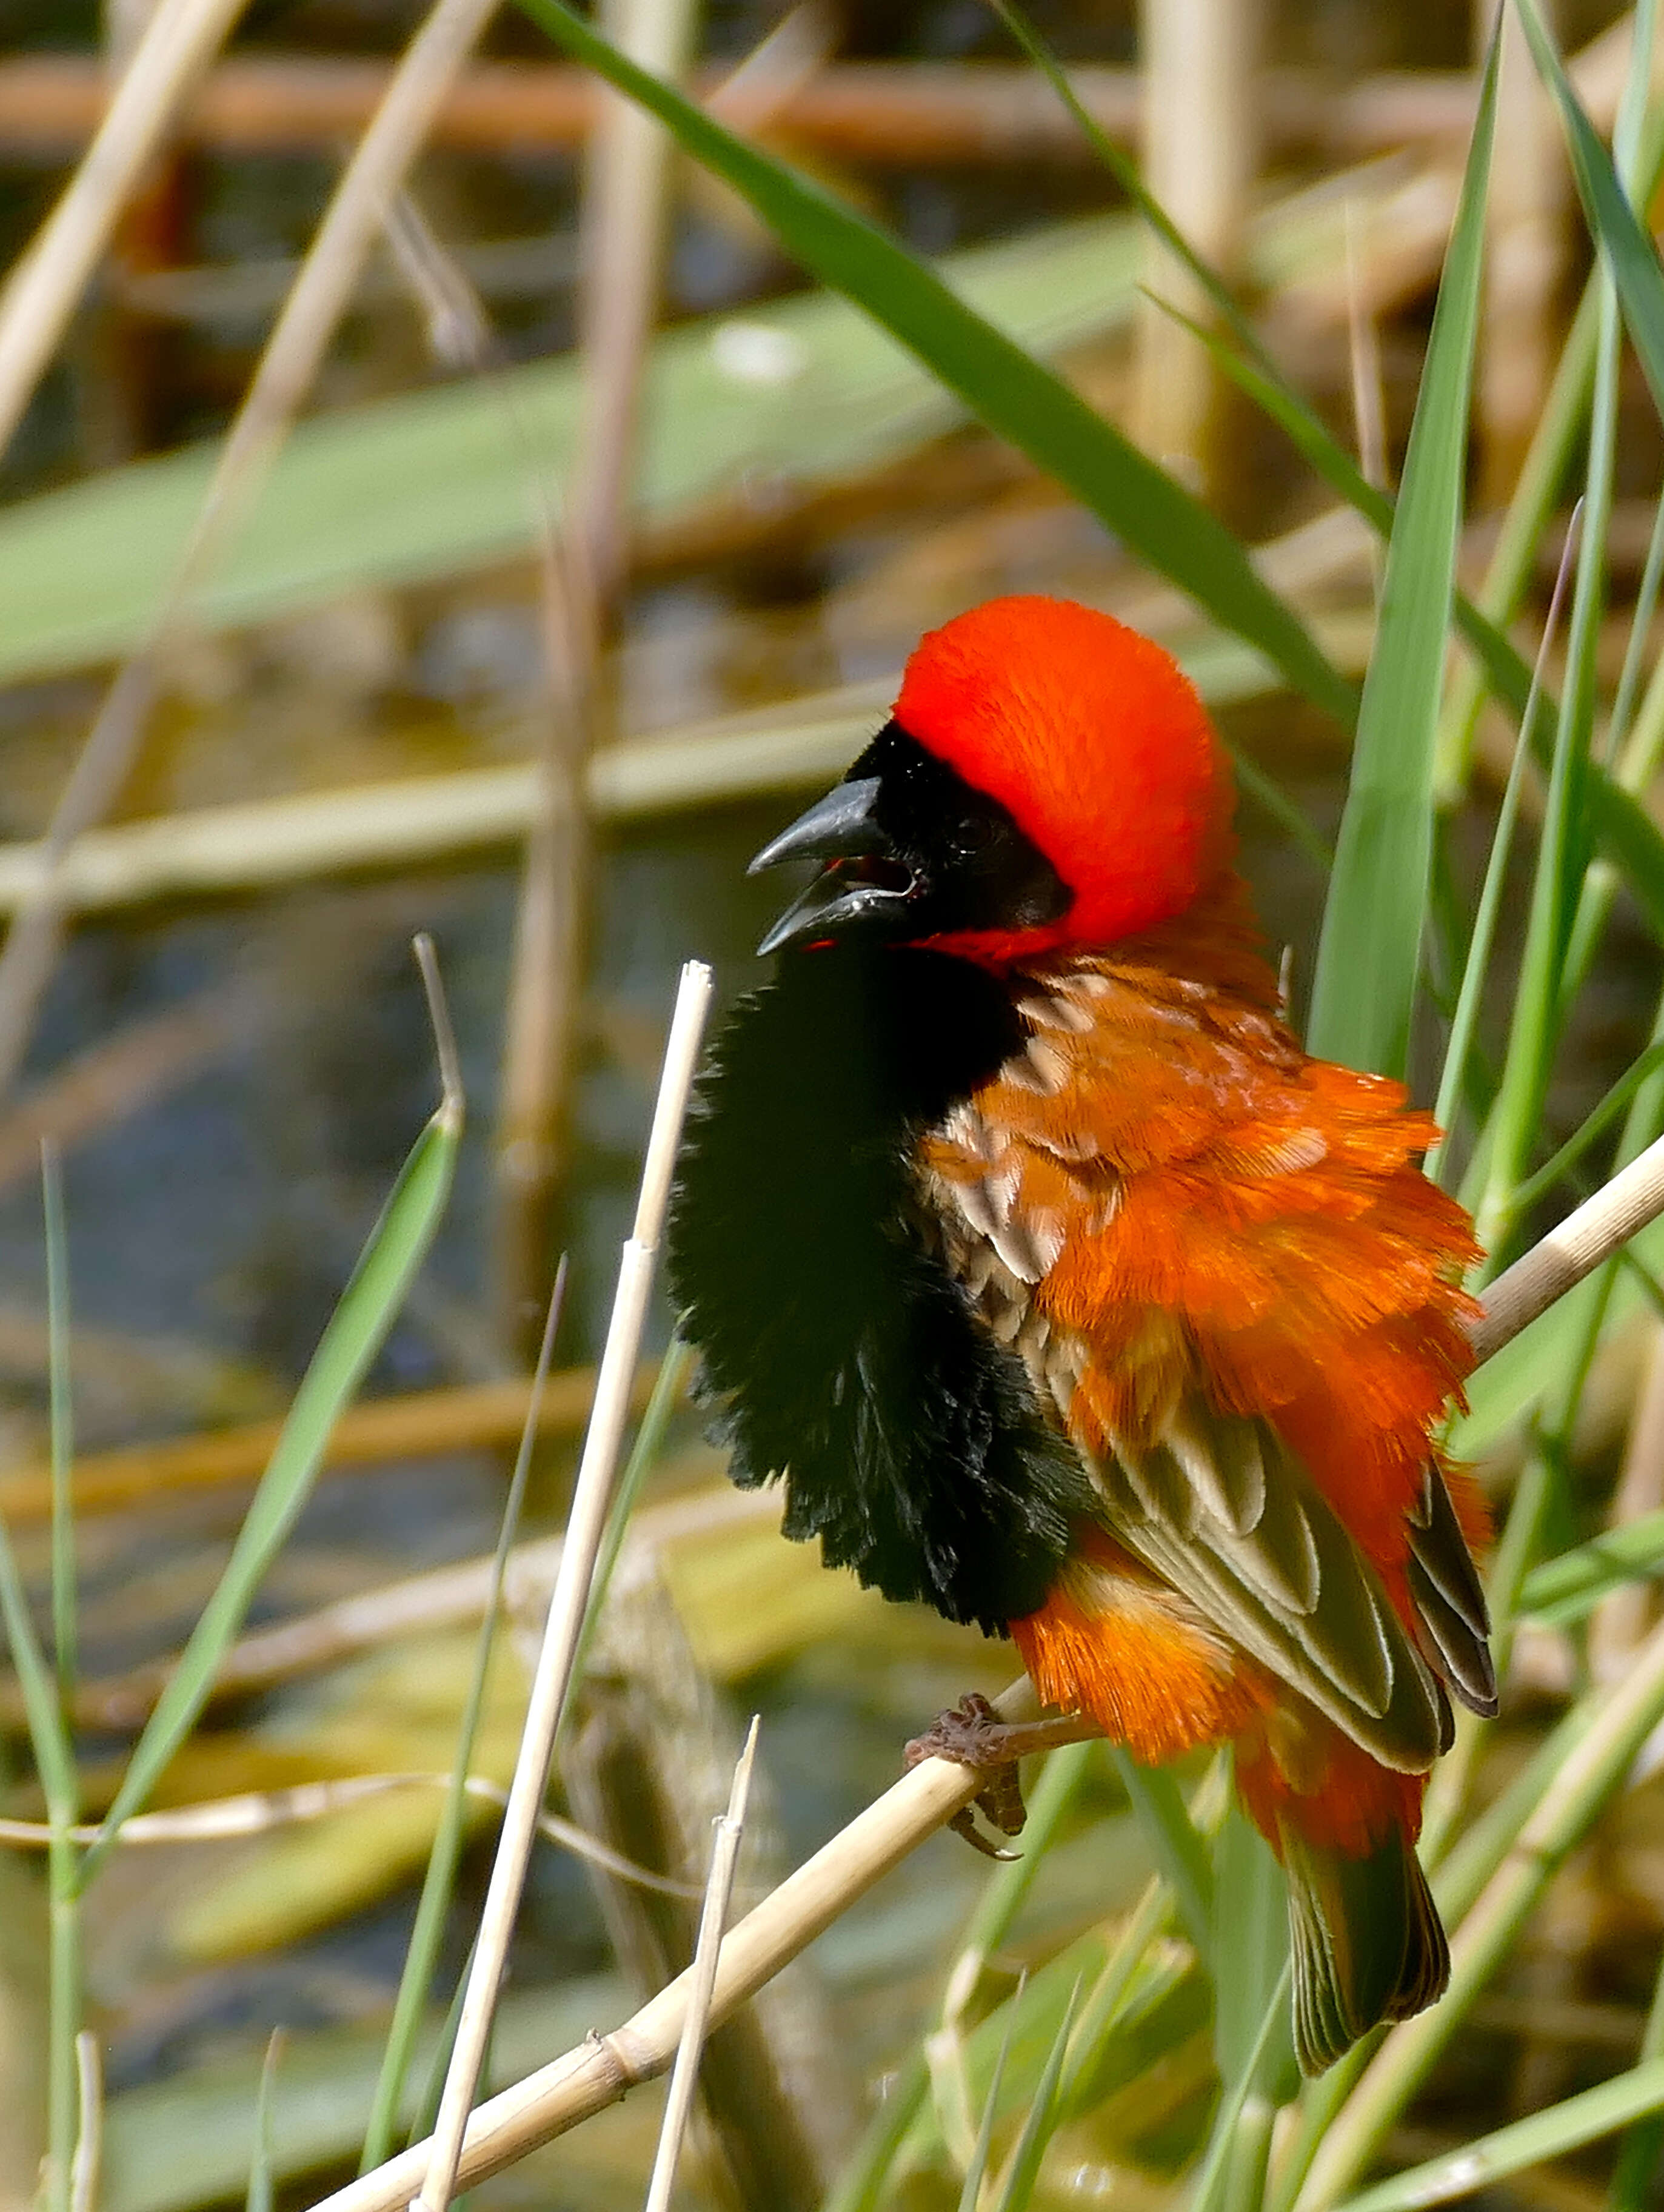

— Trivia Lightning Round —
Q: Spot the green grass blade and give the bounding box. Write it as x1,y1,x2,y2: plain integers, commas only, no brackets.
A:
42,1143,75,1714
1509,1038,1664,1216
1515,0,1664,429
1588,777,1664,948
1518,1507,1664,1627
990,1976,1081,2212
358,1270,563,2173
1610,1937,1664,2210
957,1981,1023,2212
1471,259,1623,1262
245,2031,284,2212
1608,498,1664,767
0,1497,79,2212
1190,1967,1292,2212
1111,1751,1214,1957
987,0,1277,381
824,1742,1097,2212
39,1139,80,2212
80,993,464,1888
1429,509,1580,1184
1335,2054,1664,2212
1306,22,1499,1076
1211,1807,1300,2104
508,0,1355,728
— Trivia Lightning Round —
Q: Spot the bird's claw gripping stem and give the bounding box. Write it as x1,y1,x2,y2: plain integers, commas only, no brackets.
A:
904,1692,1103,1859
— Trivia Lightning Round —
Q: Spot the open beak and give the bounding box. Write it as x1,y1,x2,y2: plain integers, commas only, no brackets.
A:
747,777,917,956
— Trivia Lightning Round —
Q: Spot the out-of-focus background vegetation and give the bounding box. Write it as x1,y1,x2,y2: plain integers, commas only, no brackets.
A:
7,1,1664,2208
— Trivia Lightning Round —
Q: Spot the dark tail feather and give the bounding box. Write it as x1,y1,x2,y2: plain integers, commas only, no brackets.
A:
1279,1821,1449,2074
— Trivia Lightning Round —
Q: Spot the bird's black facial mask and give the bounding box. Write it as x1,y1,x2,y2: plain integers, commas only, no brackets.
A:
749,723,1071,956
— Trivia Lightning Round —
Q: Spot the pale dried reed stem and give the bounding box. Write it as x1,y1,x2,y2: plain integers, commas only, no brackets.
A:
0,0,247,458
1469,1129,1664,1363
641,1718,760,2212
413,960,714,2212
0,0,511,1101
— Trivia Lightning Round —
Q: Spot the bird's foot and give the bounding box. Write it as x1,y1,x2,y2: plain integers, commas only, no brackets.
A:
906,1694,1027,1857
906,1694,1107,1858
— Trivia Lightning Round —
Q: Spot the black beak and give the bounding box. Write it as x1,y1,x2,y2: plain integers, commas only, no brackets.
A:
747,777,917,956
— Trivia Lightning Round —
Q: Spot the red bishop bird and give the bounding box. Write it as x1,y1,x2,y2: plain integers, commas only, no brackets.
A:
667,594,1495,2073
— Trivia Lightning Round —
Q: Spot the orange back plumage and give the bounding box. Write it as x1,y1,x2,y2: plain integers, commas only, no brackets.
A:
919,875,1482,1604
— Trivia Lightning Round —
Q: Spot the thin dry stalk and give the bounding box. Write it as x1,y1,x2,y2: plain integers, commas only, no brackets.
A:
1468,1128,1664,1362
564,0,703,638
1345,199,1388,498
0,979,251,1198
0,1773,700,1893
414,959,713,2212
493,0,701,1353
1590,1322,1664,1680
0,0,248,457
68,2032,100,2212
1133,0,1262,484
641,1717,760,2212
0,56,1631,169
1475,0,1567,505
0,0,511,1102
0,1364,661,1529
0,699,875,919
307,1684,1032,2212
62,1486,767,1735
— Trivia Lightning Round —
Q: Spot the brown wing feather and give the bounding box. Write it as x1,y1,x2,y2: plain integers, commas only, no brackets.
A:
917,909,1488,1765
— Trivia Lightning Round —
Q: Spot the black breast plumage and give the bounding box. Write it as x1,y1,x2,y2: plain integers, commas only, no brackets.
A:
666,943,1092,1634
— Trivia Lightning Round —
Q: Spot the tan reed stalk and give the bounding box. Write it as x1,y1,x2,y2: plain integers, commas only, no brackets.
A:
68,2032,101,2212
0,0,514,1102
493,0,702,1352
1132,0,1261,486
0,0,249,457
640,1717,760,2212
412,960,713,2212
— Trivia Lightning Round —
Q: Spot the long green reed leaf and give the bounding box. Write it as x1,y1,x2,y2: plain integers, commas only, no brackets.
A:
1515,0,1664,429
1429,506,1581,1186
1519,1507,1664,1626
0,1496,79,2211
79,953,464,1888
41,1141,80,2212
1336,2053,1664,2212
991,1977,1080,2212
1111,1751,1214,1957
507,0,1354,728
1470,186,1622,1261
358,1268,563,2174
246,2032,284,2212
1610,1943,1664,2210
43,1144,75,1714
1306,23,1499,1078
957,1981,1023,2212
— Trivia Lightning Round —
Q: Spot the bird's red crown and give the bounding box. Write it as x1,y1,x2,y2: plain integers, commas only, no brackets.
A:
894,595,1235,955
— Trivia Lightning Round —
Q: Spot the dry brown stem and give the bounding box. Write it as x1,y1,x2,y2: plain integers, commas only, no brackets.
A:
0,58,1586,167
0,0,250,457
0,1363,660,1527
0,0,515,1104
